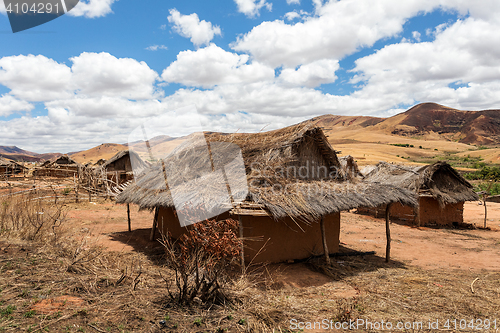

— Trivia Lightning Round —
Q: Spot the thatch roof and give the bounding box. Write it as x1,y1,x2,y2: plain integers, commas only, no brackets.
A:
364,161,479,206
47,155,79,167
0,157,26,169
103,150,148,171
117,124,417,222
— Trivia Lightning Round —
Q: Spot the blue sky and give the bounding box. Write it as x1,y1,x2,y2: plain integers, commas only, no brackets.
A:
1,0,500,153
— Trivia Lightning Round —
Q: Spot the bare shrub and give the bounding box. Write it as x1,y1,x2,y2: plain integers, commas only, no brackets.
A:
0,193,67,243
160,218,242,306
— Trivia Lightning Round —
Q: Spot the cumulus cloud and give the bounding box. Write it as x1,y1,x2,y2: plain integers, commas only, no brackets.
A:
233,0,272,18
231,0,500,68
0,95,34,117
68,0,116,18
161,44,274,88
284,11,301,21
0,54,73,102
279,59,339,87
348,16,500,111
70,52,159,100
168,9,221,47
286,0,300,4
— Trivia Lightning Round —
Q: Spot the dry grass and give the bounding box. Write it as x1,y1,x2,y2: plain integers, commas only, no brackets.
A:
0,195,499,332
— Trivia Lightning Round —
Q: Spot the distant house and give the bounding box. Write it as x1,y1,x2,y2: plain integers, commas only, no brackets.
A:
359,161,479,226
117,124,416,264
34,155,81,178
0,157,26,177
103,150,148,185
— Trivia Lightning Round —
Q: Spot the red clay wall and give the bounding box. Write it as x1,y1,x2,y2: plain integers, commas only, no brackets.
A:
418,197,464,226
357,198,465,226
156,207,340,263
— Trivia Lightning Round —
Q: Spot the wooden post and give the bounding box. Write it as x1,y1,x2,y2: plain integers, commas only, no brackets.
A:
320,216,331,265
385,203,392,263
483,197,487,229
73,174,80,203
238,215,245,274
127,203,131,232
150,207,159,241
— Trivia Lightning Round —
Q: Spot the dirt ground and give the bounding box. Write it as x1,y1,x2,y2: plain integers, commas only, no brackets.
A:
72,200,500,272
1,196,499,332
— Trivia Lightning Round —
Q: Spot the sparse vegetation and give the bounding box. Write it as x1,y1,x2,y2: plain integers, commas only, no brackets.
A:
465,166,500,181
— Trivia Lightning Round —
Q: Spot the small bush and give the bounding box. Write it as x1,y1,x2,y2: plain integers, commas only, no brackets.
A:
161,213,242,306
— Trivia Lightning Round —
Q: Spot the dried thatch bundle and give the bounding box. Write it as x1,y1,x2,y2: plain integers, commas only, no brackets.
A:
117,124,417,223
339,155,363,180
364,161,479,206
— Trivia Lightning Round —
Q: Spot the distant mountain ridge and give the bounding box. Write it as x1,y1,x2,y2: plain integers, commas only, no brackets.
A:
310,103,500,146
2,103,499,163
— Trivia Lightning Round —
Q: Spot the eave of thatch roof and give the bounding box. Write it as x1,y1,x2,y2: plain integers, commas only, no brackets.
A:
117,124,417,222
364,161,479,205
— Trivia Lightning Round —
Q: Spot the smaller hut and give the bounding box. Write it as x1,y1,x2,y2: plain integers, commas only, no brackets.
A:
0,157,26,177
359,161,479,226
34,155,81,178
103,150,147,185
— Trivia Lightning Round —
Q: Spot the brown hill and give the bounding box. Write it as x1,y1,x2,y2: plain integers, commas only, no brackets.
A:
0,146,62,162
70,143,128,164
388,103,500,145
308,103,500,166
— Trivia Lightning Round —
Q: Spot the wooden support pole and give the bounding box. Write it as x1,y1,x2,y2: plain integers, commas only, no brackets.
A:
320,216,331,265
150,207,159,241
127,203,131,232
238,215,245,274
483,198,487,229
385,203,392,263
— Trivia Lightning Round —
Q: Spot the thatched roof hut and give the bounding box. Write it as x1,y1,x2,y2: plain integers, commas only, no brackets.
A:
103,150,148,185
361,161,479,226
364,161,478,206
48,155,79,167
34,155,81,178
0,157,26,176
119,125,415,221
118,124,417,263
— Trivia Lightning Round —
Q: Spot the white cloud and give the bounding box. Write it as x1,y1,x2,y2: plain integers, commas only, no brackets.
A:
161,44,274,88
70,52,159,100
0,95,34,117
68,0,116,18
167,9,221,47
146,45,168,51
279,59,339,87
351,17,500,109
286,0,300,4
412,31,421,41
284,11,301,21
0,1,5,14
231,0,500,68
0,54,73,102
233,0,272,18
